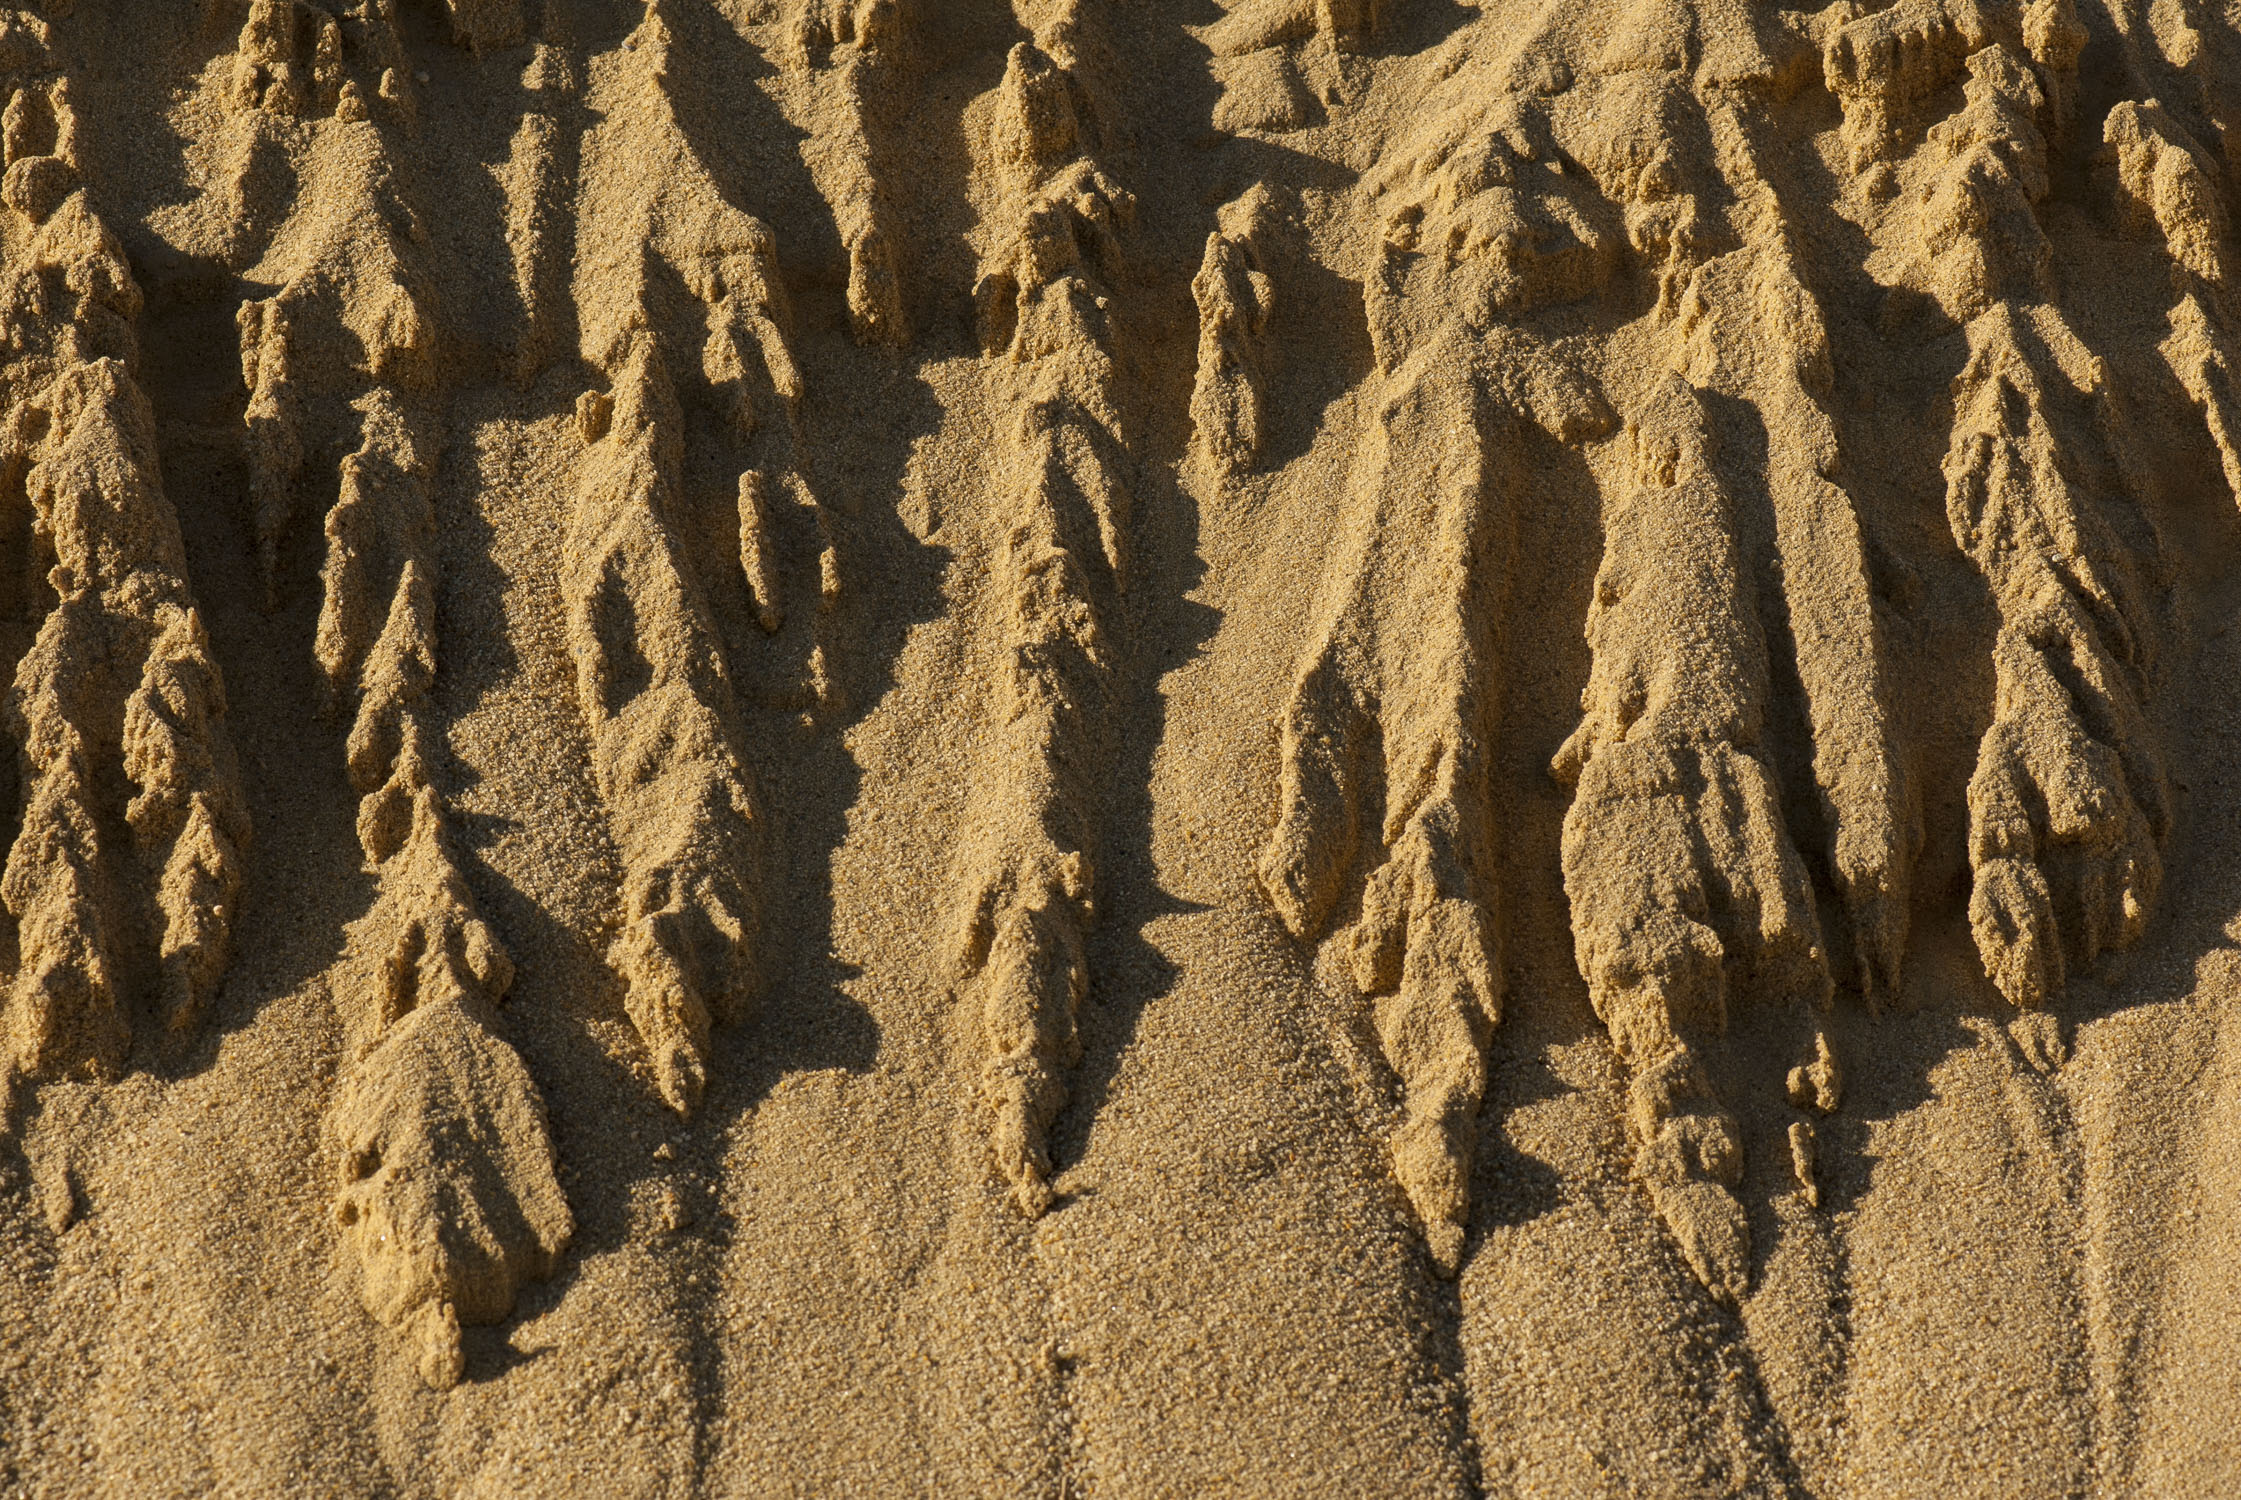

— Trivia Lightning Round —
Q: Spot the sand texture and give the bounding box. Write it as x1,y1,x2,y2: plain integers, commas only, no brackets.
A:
4,0,2241,1493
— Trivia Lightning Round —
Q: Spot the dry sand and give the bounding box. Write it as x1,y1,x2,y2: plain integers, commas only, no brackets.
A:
1,0,2239,1493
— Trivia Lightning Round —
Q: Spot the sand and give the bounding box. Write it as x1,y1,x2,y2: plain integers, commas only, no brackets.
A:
1,0,2238,1493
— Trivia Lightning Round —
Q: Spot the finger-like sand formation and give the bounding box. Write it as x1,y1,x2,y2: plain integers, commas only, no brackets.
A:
5,1,2241,1493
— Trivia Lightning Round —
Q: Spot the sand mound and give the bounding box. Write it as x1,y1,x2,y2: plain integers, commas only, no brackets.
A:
3,0,2240,1492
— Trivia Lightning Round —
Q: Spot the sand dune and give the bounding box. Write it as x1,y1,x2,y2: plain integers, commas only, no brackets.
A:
3,0,2241,1493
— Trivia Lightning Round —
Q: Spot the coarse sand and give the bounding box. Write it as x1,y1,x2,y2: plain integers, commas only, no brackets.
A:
3,0,2240,1494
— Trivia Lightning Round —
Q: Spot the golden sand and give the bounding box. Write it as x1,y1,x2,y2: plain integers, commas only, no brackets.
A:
2,0,2239,1492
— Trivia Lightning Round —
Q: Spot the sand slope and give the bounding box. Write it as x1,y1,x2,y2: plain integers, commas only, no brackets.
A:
3,0,2241,1493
